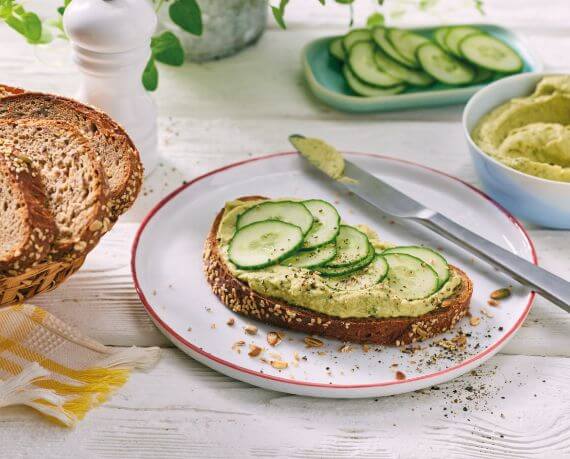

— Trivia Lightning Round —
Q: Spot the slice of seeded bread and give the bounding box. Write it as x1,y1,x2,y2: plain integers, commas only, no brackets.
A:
204,196,473,345
0,119,109,259
0,149,56,271
0,92,143,221
0,84,24,97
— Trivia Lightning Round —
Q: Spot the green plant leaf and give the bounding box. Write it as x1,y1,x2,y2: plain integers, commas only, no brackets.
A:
334,0,355,4
366,12,384,27
271,0,289,30
169,0,202,36
142,57,158,91
474,0,485,14
151,31,184,66
419,0,438,10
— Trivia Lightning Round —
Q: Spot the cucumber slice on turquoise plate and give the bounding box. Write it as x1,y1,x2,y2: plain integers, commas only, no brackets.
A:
445,26,480,56
433,27,451,52
374,47,434,87
237,200,314,235
416,43,475,85
229,220,304,270
302,199,340,249
383,246,449,287
384,253,439,300
342,29,372,53
329,38,345,61
282,242,336,269
343,65,406,97
324,255,389,291
371,27,413,68
386,29,429,69
460,33,523,73
349,41,403,87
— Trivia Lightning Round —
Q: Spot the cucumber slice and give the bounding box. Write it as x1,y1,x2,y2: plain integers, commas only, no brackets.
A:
302,199,340,249
386,29,429,69
324,255,389,291
416,43,475,85
349,41,403,87
325,225,370,268
472,66,494,84
318,243,375,277
445,26,480,56
329,38,345,61
371,27,414,68
383,246,450,287
433,27,451,52
343,65,406,97
374,47,434,87
459,33,523,73
384,253,439,300
229,220,303,270
282,242,336,269
342,29,372,52
237,201,314,236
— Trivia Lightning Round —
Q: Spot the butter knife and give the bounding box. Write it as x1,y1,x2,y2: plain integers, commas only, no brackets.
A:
295,151,570,313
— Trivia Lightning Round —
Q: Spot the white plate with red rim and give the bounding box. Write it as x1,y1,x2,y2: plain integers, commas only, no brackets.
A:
132,152,536,398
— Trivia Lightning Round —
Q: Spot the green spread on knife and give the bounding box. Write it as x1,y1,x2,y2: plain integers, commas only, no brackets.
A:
290,135,348,180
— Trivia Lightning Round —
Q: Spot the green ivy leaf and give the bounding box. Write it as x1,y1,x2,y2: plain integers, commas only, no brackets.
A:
474,0,485,15
366,12,384,27
142,57,158,91
271,0,289,30
419,0,438,10
169,0,202,36
151,31,184,66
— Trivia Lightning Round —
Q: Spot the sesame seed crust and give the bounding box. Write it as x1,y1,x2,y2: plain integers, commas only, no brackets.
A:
204,196,473,346
0,151,56,271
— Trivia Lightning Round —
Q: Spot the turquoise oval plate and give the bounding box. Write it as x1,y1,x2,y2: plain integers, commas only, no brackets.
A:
303,24,543,113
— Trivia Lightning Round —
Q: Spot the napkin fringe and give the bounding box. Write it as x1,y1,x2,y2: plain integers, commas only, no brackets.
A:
0,347,161,427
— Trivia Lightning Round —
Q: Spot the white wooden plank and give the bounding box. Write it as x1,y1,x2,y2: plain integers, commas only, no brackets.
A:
1,350,568,459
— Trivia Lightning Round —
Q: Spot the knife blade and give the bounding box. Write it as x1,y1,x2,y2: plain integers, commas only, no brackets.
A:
296,151,570,313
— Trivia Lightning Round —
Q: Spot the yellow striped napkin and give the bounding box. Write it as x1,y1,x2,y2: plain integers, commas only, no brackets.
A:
0,303,160,426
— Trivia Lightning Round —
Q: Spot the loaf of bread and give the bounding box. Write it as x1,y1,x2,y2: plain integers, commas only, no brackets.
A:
0,119,109,259
0,149,56,271
0,92,143,221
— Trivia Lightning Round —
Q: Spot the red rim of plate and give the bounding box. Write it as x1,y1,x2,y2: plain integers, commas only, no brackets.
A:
131,152,537,390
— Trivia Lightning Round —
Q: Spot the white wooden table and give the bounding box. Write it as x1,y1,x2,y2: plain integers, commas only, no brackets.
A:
2,1,570,457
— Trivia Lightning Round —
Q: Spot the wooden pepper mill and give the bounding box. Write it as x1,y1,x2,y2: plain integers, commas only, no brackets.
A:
64,0,159,175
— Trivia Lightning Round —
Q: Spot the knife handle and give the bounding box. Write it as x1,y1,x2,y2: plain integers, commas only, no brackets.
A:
419,213,570,313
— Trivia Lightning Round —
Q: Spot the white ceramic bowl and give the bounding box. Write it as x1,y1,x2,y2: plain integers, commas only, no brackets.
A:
463,72,570,229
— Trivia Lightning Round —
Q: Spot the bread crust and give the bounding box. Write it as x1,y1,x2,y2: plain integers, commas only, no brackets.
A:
204,196,473,345
0,153,56,271
0,91,143,221
0,84,24,97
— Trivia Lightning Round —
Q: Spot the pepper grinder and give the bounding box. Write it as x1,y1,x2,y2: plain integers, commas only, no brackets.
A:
64,0,159,175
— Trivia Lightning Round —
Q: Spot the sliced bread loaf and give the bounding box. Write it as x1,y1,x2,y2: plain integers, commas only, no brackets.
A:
0,92,143,221
0,119,108,258
0,149,56,271
0,84,24,97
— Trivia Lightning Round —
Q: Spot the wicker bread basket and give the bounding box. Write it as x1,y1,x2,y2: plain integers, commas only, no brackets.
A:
0,256,86,307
